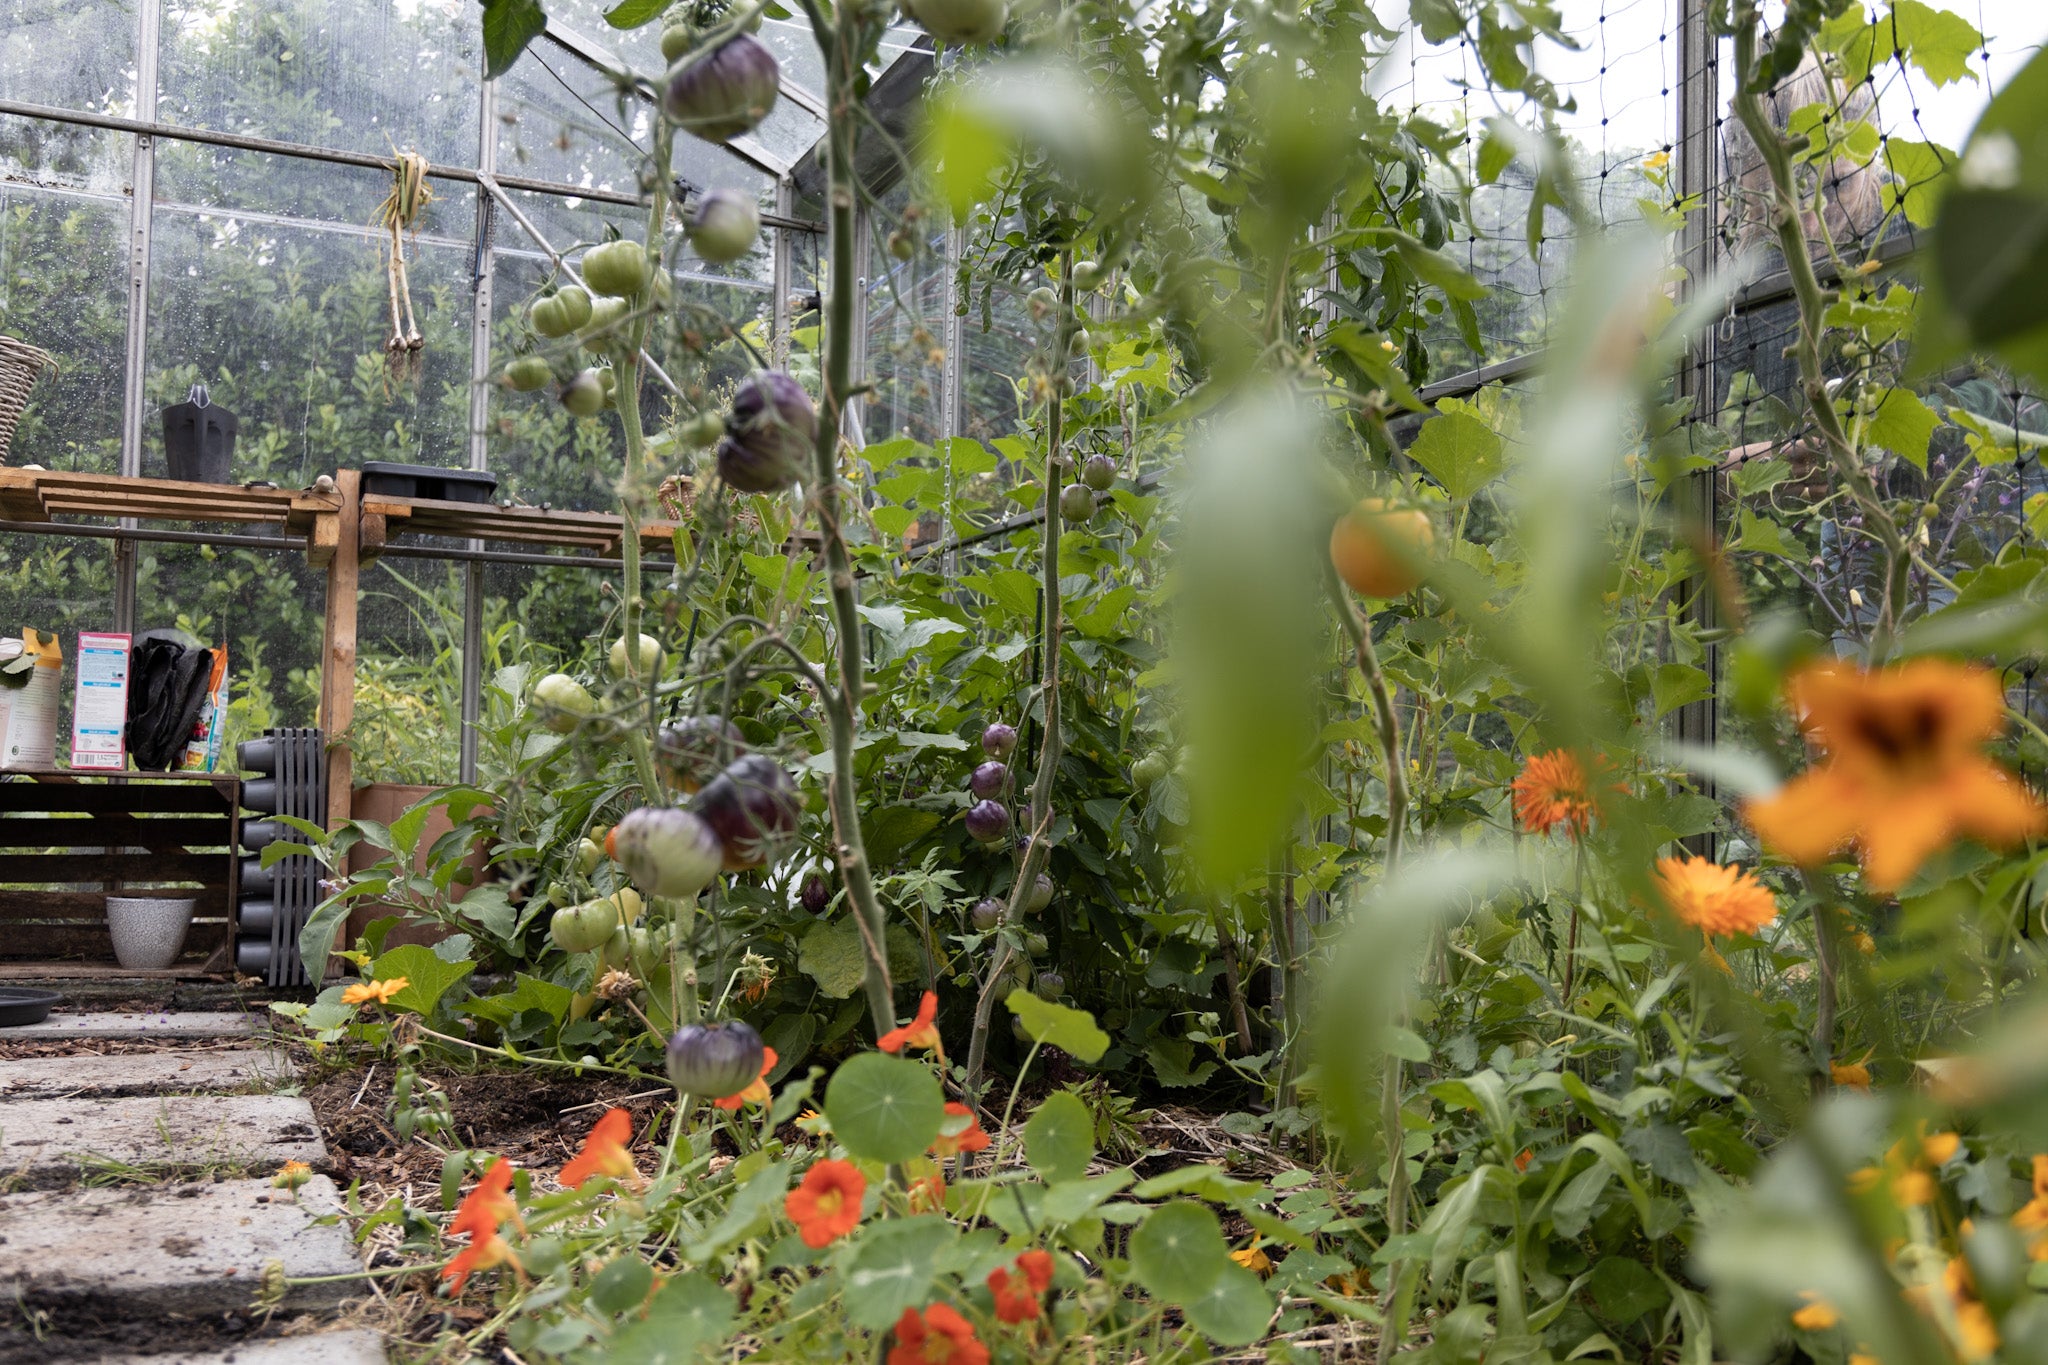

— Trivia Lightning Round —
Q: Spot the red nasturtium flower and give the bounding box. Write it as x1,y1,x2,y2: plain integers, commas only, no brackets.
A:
930,1102,990,1159
443,1158,523,1295
987,1249,1056,1323
713,1046,778,1111
1743,660,2048,893
1512,750,1604,838
559,1107,639,1189
888,1302,989,1365
878,990,943,1054
785,1158,866,1248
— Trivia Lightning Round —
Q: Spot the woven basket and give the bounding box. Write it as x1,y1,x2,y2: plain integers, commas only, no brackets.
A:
0,335,54,465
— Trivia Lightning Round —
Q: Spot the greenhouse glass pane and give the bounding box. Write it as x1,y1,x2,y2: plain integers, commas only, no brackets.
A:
157,0,482,169
145,201,474,480
483,559,607,673
862,218,949,448
348,557,467,786
0,185,130,474
0,111,132,194
496,42,647,195
134,541,324,745
0,0,138,118
545,0,666,72
156,141,477,240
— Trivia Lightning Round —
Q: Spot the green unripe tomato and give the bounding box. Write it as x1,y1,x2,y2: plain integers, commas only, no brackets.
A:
582,239,652,298
533,672,595,733
600,924,632,969
550,898,618,954
1071,260,1105,291
609,633,665,679
1023,931,1049,957
1059,482,1095,523
678,410,726,448
503,356,552,391
580,296,632,353
531,285,591,337
576,837,605,875
560,369,606,417
660,23,694,63
1132,751,1169,787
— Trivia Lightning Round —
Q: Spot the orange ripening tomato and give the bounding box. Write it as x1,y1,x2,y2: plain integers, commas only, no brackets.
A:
1330,498,1435,598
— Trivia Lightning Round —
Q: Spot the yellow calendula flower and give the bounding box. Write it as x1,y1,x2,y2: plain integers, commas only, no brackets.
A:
340,976,407,1007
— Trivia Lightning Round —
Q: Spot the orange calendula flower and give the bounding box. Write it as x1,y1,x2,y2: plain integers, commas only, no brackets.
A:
1831,1059,1873,1091
1654,855,1779,938
559,1107,639,1189
1742,660,2048,893
713,1046,778,1111
443,1158,523,1295
273,1159,312,1190
2010,1155,2048,1259
888,1302,988,1365
341,976,407,1006
1792,1292,1841,1331
930,1102,991,1159
878,990,943,1055
785,1158,866,1248
1512,749,1604,838
1514,1148,1534,1172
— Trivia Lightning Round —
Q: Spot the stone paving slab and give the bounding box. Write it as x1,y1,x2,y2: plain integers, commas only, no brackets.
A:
101,1328,388,1365
0,1094,325,1184
0,1176,359,1321
0,1012,256,1042
0,1049,294,1100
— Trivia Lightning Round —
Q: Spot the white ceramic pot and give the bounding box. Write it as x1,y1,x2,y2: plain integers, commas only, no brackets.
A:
106,896,197,970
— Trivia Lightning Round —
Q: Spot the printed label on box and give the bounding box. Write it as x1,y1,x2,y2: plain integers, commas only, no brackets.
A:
71,631,132,770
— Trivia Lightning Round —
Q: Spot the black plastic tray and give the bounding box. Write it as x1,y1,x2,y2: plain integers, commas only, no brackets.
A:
360,461,499,505
0,987,63,1027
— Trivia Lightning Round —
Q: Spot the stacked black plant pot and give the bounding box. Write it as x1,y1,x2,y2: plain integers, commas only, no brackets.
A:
234,728,326,986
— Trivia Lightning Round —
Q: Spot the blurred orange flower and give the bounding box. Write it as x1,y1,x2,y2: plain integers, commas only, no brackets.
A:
1743,660,2047,893
2011,1154,2048,1260
1653,855,1778,938
889,1302,987,1365
930,1102,990,1159
1512,750,1604,838
988,1249,1057,1323
713,1046,777,1111
879,990,943,1055
1792,1292,1840,1331
443,1158,522,1295
559,1107,638,1189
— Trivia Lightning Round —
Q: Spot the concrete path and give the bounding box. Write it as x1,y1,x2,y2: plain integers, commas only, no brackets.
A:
3,1012,257,1042
0,1012,385,1363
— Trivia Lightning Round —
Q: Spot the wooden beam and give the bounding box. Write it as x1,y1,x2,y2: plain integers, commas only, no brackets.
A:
320,468,361,831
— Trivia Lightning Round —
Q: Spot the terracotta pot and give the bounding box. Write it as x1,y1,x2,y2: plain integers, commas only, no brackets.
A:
343,783,495,958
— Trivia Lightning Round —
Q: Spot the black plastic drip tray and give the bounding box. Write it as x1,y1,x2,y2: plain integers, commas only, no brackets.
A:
360,461,499,504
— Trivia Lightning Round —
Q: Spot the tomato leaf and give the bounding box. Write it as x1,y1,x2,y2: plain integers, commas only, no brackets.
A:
480,0,548,81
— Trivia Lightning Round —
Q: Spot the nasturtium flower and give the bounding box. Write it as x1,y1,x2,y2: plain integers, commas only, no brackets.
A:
1511,750,1605,838
930,1102,990,1158
1743,660,2048,893
785,1158,866,1248
1831,1059,1873,1091
559,1107,639,1189
907,1169,946,1214
987,1249,1056,1323
713,1046,778,1111
1653,854,1778,938
444,1158,523,1295
878,990,943,1055
888,1302,988,1365
341,976,407,1006
1230,1242,1273,1277
1792,1292,1841,1331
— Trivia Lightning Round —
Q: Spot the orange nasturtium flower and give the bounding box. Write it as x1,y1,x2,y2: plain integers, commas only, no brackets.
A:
1512,749,1609,838
443,1158,523,1296
559,1107,639,1189
1792,1291,1841,1331
878,990,943,1055
1653,855,1779,938
930,1102,991,1159
988,1247,1057,1320
1230,1242,1274,1277
907,1169,946,1214
888,1302,989,1365
1742,660,2048,893
785,1158,867,1248
341,976,408,1006
713,1046,778,1111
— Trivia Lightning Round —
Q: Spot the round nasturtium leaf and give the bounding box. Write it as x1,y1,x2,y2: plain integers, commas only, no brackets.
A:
1128,1200,1232,1304
823,1052,945,1164
1024,1089,1096,1183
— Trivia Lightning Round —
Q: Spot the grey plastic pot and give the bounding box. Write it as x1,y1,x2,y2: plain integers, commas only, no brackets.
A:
105,896,197,971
